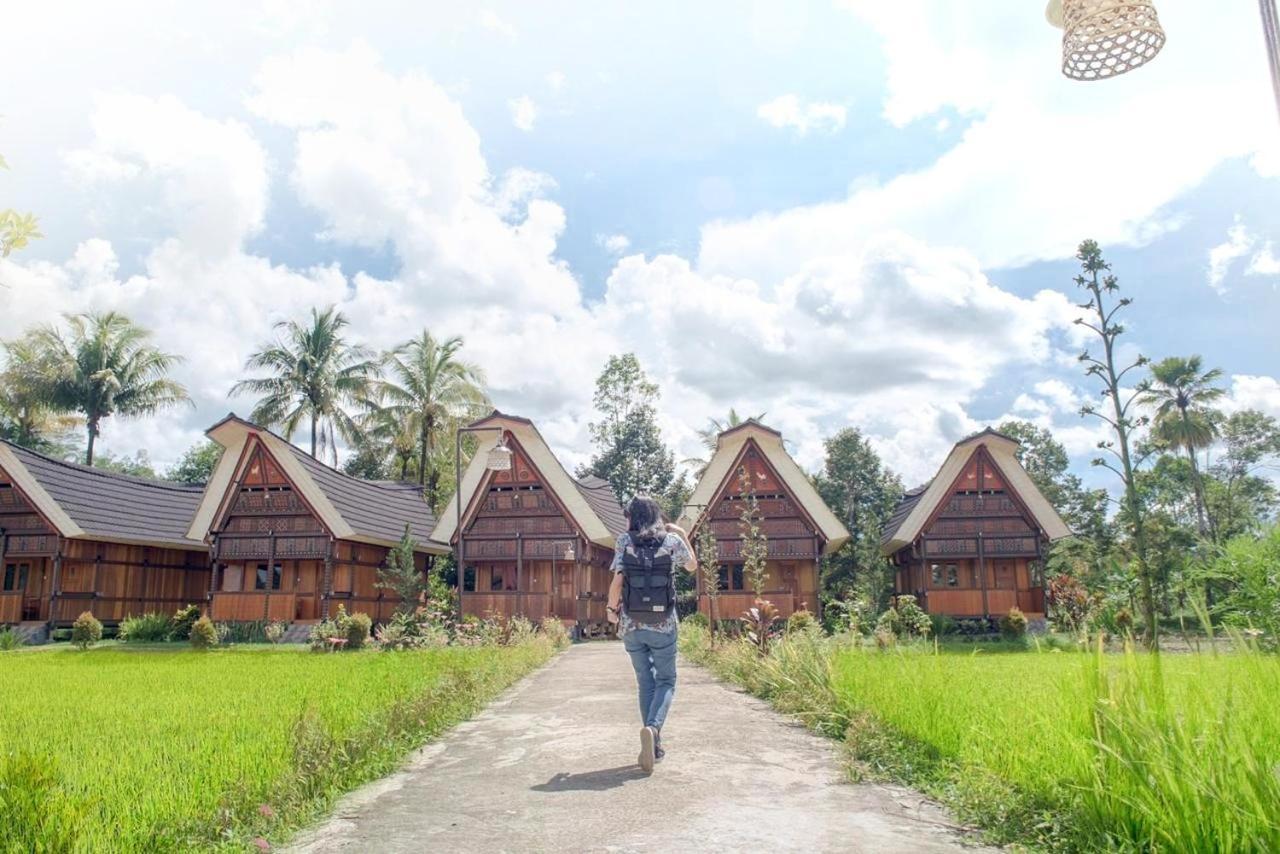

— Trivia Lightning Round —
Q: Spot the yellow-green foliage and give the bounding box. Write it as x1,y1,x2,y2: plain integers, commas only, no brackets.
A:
681,625,1280,851
70,611,102,650
0,640,558,851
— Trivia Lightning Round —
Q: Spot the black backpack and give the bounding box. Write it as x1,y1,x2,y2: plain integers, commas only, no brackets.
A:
621,537,675,624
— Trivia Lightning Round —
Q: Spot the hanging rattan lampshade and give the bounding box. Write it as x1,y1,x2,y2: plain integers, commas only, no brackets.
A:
1046,0,1166,81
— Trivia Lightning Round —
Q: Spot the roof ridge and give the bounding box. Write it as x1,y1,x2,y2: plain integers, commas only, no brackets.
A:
1,439,204,492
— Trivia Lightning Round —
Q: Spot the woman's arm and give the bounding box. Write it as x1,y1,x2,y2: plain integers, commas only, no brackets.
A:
666,522,698,574
607,572,624,624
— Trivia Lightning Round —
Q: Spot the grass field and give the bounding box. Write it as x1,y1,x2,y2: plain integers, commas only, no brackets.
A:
0,640,560,852
682,626,1280,852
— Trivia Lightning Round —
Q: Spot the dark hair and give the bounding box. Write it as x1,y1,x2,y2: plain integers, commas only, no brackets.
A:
626,494,666,542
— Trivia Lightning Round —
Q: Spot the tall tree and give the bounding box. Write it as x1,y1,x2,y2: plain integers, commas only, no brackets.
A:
231,306,379,466
737,465,769,598
683,408,766,475
166,440,223,485
1072,240,1158,645
1208,410,1280,539
812,427,902,609
1141,355,1225,543
376,331,489,505
578,354,675,502
21,312,189,465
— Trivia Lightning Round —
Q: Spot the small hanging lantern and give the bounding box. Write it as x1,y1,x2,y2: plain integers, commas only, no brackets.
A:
485,435,513,471
1046,0,1167,81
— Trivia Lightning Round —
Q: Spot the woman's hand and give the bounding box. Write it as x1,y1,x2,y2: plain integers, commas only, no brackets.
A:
606,604,620,625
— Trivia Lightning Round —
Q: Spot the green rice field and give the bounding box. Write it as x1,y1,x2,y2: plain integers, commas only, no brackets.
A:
0,641,558,852
683,627,1280,851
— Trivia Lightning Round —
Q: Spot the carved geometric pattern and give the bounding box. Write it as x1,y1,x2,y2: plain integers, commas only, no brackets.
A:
0,513,49,533
6,534,56,554
925,538,979,556
232,491,309,515
985,537,1039,555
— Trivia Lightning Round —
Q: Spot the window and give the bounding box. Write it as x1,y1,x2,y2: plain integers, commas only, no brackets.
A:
254,563,282,591
716,564,745,591
930,563,961,588
490,565,506,591
3,563,29,592
463,567,476,592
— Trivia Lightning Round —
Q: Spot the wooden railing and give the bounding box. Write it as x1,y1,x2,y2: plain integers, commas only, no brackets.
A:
461,592,553,622
209,592,296,623
700,591,797,621
0,593,21,623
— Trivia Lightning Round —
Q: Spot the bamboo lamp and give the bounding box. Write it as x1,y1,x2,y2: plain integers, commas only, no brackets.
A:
1046,0,1167,80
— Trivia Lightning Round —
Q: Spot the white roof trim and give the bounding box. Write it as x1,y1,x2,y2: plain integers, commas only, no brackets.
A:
431,416,615,548
678,423,850,554
880,434,1072,554
0,444,83,538
186,431,246,542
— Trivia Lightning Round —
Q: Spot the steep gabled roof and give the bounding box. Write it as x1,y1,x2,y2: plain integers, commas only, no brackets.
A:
0,440,207,550
189,415,446,554
879,483,929,548
678,420,850,554
431,411,622,548
879,429,1072,555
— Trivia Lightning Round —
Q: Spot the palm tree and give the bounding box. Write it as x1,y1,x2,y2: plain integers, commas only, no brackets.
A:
682,408,766,476
0,334,81,453
1141,355,1225,542
231,306,380,465
21,312,189,465
375,331,489,505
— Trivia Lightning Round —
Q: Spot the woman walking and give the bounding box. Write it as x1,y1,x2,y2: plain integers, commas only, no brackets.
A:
606,495,696,773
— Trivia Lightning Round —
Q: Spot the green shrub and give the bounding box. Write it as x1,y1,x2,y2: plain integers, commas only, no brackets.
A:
118,612,173,643
506,616,537,646
0,628,23,651
999,608,1028,640
70,612,102,650
345,611,372,650
218,620,268,644
169,605,201,641
190,616,218,650
876,595,931,640
375,609,449,651
682,611,709,629
786,609,818,634
931,614,958,636
265,621,287,644
454,615,503,647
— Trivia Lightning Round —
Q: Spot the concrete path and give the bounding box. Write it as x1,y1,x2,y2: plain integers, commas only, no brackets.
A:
287,644,991,853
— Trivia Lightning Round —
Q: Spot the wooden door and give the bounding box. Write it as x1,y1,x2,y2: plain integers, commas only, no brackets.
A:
555,561,575,619
993,560,1016,590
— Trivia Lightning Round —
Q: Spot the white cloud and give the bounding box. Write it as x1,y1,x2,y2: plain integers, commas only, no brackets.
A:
478,9,516,40
1206,216,1280,293
508,95,537,132
545,70,566,91
596,233,631,254
756,94,847,135
703,2,1280,282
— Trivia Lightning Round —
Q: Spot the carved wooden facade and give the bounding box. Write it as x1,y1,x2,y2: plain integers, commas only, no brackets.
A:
207,438,426,623
689,436,830,621
0,459,209,626
886,444,1054,619
453,436,618,630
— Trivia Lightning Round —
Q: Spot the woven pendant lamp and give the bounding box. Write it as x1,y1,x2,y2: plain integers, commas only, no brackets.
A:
1046,0,1167,80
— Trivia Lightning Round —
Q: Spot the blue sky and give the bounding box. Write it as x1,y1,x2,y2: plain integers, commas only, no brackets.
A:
1,1,1278,489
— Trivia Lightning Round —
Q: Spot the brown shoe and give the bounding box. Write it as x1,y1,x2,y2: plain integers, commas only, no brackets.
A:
638,726,656,773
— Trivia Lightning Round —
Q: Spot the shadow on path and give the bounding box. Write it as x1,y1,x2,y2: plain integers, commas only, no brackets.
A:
531,765,648,792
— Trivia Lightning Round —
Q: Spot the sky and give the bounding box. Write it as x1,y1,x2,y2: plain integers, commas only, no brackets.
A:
1,0,1278,490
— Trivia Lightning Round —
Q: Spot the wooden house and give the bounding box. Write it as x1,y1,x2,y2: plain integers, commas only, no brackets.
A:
431,412,625,633
0,439,209,630
880,428,1071,622
189,415,448,624
678,421,850,621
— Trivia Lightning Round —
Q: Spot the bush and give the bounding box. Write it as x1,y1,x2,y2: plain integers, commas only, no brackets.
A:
265,621,287,644
786,609,818,635
217,620,268,644
71,612,102,650
0,628,23,651
375,609,449,651
930,614,958,636
345,611,372,650
169,605,201,641
454,615,503,647
539,617,571,649
189,616,218,650
876,595,932,641
999,607,1028,640
682,612,709,629
505,616,537,646
118,612,173,643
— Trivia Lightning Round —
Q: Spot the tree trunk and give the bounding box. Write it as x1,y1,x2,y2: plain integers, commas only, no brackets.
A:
310,414,318,459
85,420,98,466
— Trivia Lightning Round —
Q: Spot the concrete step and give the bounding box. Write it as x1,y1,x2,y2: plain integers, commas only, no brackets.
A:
13,621,49,645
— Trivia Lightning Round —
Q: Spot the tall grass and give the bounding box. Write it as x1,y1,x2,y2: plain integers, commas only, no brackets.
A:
0,640,561,852
681,626,1280,851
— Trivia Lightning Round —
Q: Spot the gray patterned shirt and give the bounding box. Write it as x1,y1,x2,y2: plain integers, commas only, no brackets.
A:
611,531,691,636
